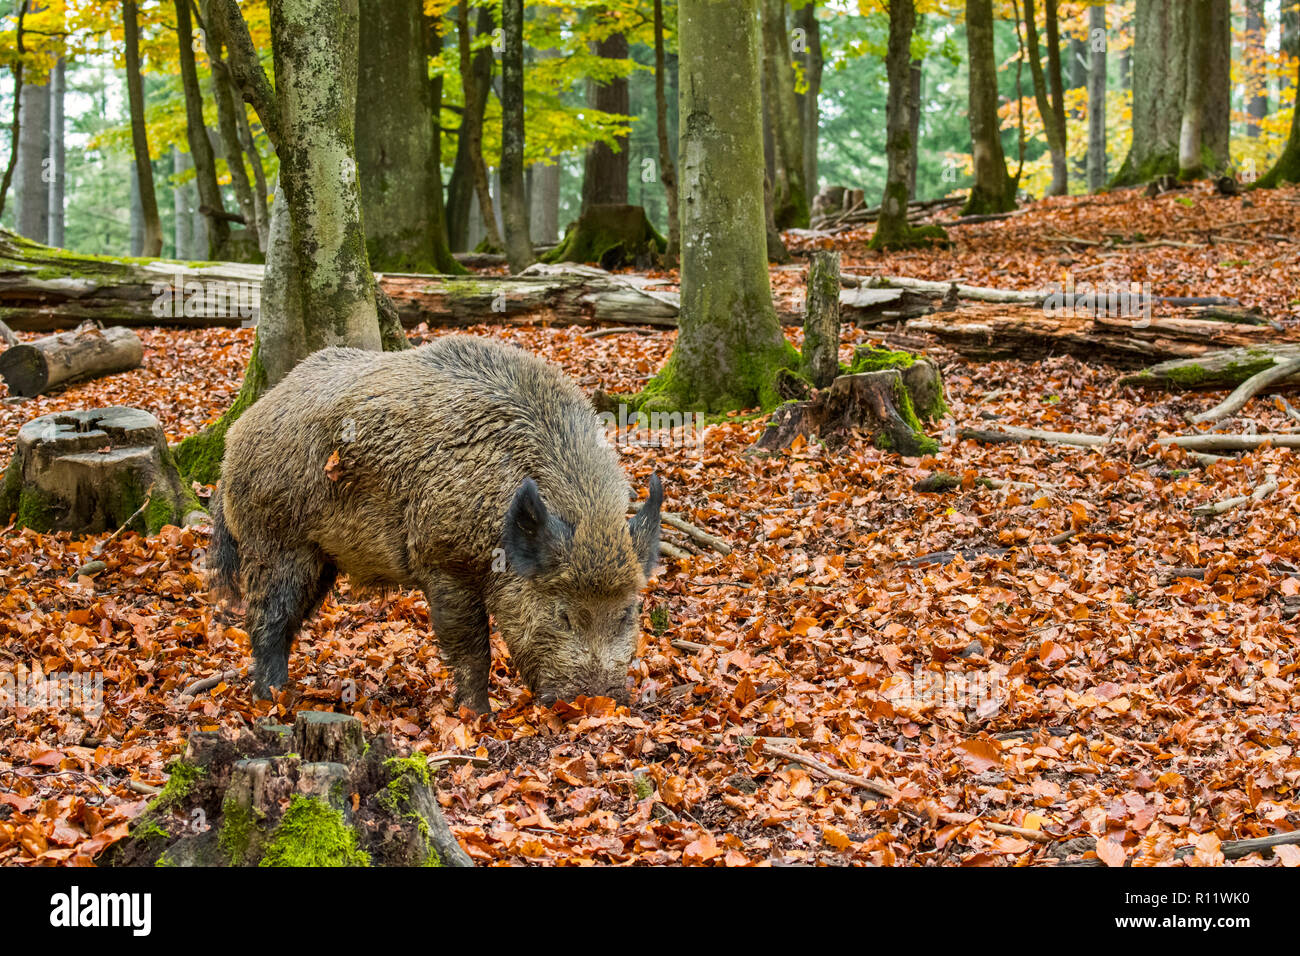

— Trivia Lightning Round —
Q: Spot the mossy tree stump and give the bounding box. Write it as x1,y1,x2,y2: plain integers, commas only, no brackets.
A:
104,712,472,868
0,407,202,534
543,203,666,270
754,347,947,456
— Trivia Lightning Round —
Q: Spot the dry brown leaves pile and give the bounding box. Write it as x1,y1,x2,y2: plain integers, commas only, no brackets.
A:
2,188,1300,867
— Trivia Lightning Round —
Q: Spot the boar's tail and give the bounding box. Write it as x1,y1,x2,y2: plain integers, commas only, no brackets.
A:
207,486,241,601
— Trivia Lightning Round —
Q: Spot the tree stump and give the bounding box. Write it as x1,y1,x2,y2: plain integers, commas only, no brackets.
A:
0,325,142,397
802,251,841,388
754,350,947,457
0,407,202,534
101,712,473,868
542,203,667,270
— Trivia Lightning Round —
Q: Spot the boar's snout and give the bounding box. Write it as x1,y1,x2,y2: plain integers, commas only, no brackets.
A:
536,675,631,708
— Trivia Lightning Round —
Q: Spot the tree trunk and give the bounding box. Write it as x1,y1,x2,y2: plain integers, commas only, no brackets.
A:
1023,0,1067,196
801,250,840,388
14,66,49,243
1202,0,1231,174
963,0,1017,214
236,106,270,251
653,0,680,261
795,0,822,206
1178,0,1212,180
177,0,230,258
263,0,382,388
202,4,260,256
446,5,493,251
499,0,534,274
581,28,630,209
355,0,461,273
1112,0,1186,185
1245,0,1268,138
869,0,945,250
0,3,26,222
760,0,809,228
642,0,795,413
171,146,194,258
0,325,142,396
46,58,64,248
1087,4,1107,193
1256,56,1300,189
907,54,922,198
123,0,162,257
456,0,501,250
128,165,143,256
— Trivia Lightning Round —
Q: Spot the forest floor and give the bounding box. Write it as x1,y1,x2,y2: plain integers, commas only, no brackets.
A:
3,183,1300,866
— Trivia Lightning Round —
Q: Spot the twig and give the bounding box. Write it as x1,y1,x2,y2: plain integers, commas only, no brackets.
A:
959,426,1110,448
581,326,658,339
1279,397,1300,425
1190,358,1300,425
764,745,1052,844
661,513,733,556
127,779,163,796
1157,433,1300,452
93,482,156,555
426,753,490,768
1191,478,1278,516
178,669,239,698
659,541,690,562
670,640,707,653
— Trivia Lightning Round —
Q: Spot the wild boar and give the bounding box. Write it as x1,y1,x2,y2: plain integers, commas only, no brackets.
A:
208,335,662,712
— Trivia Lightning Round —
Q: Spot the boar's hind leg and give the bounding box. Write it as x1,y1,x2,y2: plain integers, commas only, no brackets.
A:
245,548,337,698
424,578,491,714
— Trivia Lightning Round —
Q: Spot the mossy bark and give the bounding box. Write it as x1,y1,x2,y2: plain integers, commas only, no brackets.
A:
543,204,666,270
102,712,472,868
1110,0,1187,187
1118,345,1300,390
1254,58,1300,189
644,0,797,414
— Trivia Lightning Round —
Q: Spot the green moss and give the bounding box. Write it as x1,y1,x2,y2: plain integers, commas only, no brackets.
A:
131,817,171,841
174,337,267,484
648,606,670,636
13,483,58,532
259,795,369,867
219,797,263,866
1119,352,1279,390
875,376,941,457
633,772,655,802
0,455,20,523
150,760,204,814
848,347,917,374
154,850,177,867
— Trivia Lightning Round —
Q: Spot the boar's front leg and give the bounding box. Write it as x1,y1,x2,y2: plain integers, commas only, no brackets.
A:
244,547,337,698
423,576,492,714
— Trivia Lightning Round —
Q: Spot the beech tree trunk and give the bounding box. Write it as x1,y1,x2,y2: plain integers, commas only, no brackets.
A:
499,0,534,274
1023,0,1068,196
202,2,260,256
642,0,795,413
1112,0,1186,184
456,0,501,250
760,0,809,229
1178,0,1212,179
795,0,822,206
177,0,230,258
653,0,680,260
1256,56,1300,189
963,0,1017,214
123,0,162,257
581,27,630,209
446,5,494,251
356,0,461,273
14,63,49,243
46,58,64,248
1086,4,1107,193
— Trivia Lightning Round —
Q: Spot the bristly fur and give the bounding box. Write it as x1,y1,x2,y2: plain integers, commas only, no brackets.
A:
216,335,662,709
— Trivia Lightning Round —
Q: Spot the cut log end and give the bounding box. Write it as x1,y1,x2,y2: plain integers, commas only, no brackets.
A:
0,326,142,397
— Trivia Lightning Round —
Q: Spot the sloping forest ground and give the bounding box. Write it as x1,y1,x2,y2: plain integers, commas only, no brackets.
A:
2,185,1300,866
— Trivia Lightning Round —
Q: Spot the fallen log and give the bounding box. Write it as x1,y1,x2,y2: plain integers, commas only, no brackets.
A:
1121,345,1300,390
903,303,1300,370
1156,432,1300,453
0,325,142,396
1189,358,1300,424
958,425,1110,448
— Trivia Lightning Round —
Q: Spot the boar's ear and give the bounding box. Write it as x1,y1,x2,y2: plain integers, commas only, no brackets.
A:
628,473,663,577
503,478,570,577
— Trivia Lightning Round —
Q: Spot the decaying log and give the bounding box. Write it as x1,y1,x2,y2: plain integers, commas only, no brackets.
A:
102,712,472,867
903,304,1300,370
1,407,203,534
0,325,142,396
1188,358,1300,424
1156,432,1300,453
958,425,1110,448
1122,344,1300,390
